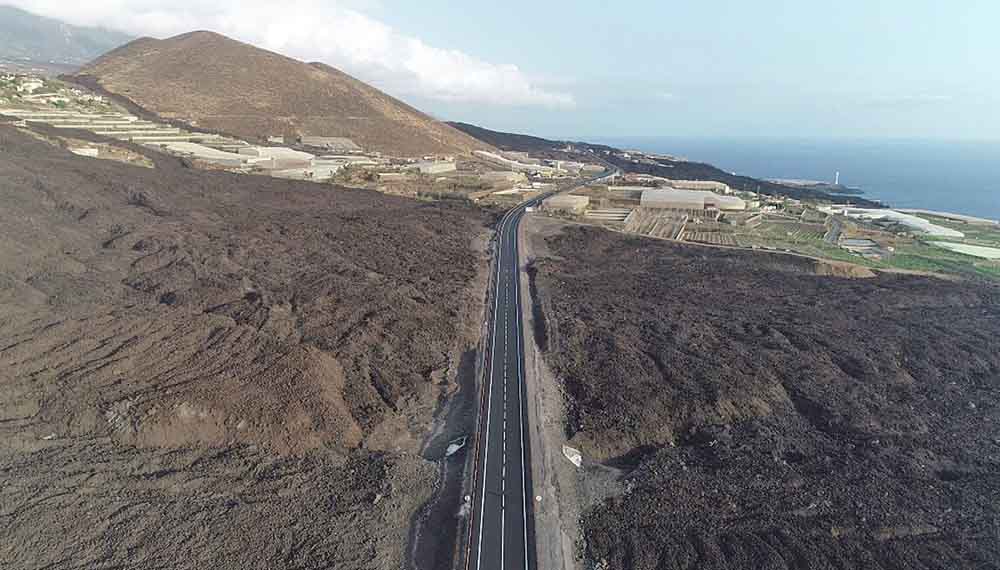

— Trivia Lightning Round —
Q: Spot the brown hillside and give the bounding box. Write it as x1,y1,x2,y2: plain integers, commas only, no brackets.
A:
0,124,491,567
71,31,491,156
0,124,491,455
527,223,1000,569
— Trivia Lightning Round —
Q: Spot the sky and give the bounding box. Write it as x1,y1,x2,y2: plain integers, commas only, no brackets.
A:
8,0,999,140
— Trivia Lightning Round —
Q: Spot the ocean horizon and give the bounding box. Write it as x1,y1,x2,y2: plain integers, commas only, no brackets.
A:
593,137,1000,221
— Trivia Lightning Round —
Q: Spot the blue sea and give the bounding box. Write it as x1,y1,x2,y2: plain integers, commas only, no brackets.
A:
594,137,1000,221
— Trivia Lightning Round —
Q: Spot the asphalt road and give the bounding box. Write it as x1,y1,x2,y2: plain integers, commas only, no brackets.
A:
468,201,533,570
467,172,616,570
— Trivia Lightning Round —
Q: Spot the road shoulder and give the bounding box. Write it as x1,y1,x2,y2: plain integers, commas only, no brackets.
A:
518,213,581,570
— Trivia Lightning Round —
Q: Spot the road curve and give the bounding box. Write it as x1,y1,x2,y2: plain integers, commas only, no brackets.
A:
466,172,616,570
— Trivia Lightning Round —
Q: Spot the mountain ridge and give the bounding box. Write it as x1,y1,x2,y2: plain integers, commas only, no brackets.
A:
0,5,132,71
448,121,881,205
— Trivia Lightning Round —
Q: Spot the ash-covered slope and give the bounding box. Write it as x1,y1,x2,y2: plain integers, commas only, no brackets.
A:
70,31,490,156
0,123,490,452
529,224,1000,569
0,125,490,568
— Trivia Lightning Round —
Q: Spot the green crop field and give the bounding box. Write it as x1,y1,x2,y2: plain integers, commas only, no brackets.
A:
885,240,1000,279
723,212,1000,280
735,227,876,265
751,222,825,243
975,262,1000,278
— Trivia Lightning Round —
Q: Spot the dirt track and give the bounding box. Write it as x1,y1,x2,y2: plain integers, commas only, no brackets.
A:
0,125,491,568
527,222,1000,569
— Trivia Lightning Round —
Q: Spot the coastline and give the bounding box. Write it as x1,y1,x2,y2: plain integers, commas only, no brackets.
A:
897,209,1000,226
594,136,1000,221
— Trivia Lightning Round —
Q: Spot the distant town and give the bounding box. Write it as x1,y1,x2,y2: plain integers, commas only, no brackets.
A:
536,148,1000,278
2,73,605,195
3,71,998,281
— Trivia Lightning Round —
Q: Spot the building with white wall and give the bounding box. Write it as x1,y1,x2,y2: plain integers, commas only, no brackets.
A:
640,188,746,211
300,136,363,153
239,146,313,161
410,161,457,175
481,171,528,184
665,180,732,194
543,194,590,214
474,151,559,176
159,142,263,168
16,78,43,94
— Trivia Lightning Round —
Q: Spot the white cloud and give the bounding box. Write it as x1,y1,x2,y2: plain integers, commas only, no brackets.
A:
8,0,575,108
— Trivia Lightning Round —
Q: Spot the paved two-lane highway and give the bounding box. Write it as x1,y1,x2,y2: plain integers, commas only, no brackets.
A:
469,202,533,570
467,171,616,570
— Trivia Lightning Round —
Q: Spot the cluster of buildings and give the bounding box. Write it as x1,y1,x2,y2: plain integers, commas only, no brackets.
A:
0,78,401,183
638,188,746,211
1,78,614,200
542,187,746,219
299,136,363,154
0,77,409,183
0,106,389,181
604,148,688,166
823,207,965,238
473,150,604,178
480,171,527,184
0,75,108,107
543,194,590,214
155,143,356,181
372,158,460,184
597,185,746,212
1,74,43,94
616,173,733,194
539,174,756,249
0,108,217,143
16,77,42,93
409,160,457,175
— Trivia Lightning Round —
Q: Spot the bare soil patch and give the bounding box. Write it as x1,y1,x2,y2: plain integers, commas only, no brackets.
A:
528,224,1000,569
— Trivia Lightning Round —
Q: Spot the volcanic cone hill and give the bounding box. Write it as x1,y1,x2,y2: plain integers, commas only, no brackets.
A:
69,31,491,157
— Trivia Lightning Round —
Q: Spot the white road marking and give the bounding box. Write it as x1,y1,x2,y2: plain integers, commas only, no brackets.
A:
477,191,607,569
475,213,508,570
500,512,505,570
514,211,531,570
